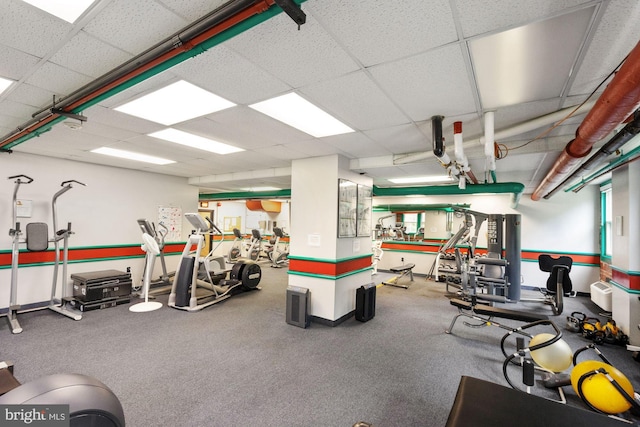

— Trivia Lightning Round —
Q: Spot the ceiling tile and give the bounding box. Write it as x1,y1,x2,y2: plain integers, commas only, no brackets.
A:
0,44,40,81
569,0,640,95
364,123,430,154
225,8,360,88
307,0,458,66
2,0,71,57
323,132,391,158
300,70,410,131
25,61,93,96
455,0,591,38
48,31,133,78
159,0,229,21
5,82,56,109
170,46,290,105
369,44,476,121
82,0,188,56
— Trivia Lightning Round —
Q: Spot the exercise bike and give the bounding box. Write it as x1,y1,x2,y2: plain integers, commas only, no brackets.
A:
168,213,262,312
267,227,289,268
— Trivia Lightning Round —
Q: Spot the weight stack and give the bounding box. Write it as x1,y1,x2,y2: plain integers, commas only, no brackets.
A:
355,283,376,322
286,286,310,328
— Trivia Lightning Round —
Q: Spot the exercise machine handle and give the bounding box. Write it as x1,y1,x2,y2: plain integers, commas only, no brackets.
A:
61,180,86,187
205,217,222,234
8,174,33,184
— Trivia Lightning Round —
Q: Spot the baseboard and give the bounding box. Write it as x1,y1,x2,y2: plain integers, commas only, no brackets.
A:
311,310,354,327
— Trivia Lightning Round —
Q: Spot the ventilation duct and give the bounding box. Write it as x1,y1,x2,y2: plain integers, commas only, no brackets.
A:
531,39,640,201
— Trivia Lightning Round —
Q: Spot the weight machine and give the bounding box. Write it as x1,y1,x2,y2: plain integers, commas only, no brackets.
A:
5,176,84,334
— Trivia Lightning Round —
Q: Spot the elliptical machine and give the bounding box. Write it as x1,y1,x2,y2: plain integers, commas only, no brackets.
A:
169,213,261,312
226,228,245,263
136,219,174,294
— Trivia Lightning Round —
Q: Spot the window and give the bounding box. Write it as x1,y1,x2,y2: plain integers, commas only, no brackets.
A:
601,185,612,259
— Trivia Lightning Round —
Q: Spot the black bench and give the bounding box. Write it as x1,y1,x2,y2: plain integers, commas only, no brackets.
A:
446,376,629,427
446,298,548,334
383,263,415,289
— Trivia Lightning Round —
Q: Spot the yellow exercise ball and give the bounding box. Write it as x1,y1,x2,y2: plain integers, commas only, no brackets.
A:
529,333,573,372
571,360,634,414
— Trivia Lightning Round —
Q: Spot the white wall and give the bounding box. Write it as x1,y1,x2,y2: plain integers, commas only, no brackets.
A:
373,187,600,293
1,152,198,308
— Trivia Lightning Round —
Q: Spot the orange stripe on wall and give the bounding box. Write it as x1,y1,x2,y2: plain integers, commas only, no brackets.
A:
0,242,186,268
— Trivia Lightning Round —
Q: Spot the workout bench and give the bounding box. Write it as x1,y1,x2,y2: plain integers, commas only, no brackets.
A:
446,298,548,334
446,376,629,426
383,262,415,289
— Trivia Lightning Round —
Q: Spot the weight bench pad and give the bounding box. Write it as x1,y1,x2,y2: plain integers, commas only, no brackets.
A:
446,376,628,427
450,298,548,322
390,263,415,273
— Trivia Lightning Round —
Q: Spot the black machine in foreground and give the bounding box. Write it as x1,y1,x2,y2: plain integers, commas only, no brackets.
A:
168,213,262,312
0,361,125,426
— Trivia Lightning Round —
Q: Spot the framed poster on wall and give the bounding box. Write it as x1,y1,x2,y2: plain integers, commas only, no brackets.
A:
338,179,357,237
357,184,372,237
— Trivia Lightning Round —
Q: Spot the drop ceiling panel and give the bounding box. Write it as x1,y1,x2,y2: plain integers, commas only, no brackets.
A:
364,124,430,155
48,31,133,78
5,82,56,109
225,9,360,88
281,139,344,157
82,0,189,56
323,132,391,158
95,72,178,109
306,0,458,66
85,105,165,135
369,44,476,121
170,45,290,105
0,44,40,81
178,107,314,150
159,0,229,21
2,0,71,57
455,0,590,38
300,70,409,131
569,0,640,95
253,144,310,162
25,61,93,96
0,99,37,119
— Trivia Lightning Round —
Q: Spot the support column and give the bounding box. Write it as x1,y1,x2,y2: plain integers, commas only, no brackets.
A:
611,162,640,347
288,155,373,326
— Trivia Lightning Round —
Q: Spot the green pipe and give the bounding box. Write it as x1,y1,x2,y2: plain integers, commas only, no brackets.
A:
200,189,291,200
565,143,640,193
5,1,306,150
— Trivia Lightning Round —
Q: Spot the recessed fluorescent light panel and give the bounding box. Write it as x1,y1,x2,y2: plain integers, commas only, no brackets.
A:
249,93,354,138
91,147,175,165
115,80,236,125
22,0,95,23
243,187,281,192
149,128,244,155
388,176,453,184
0,77,13,95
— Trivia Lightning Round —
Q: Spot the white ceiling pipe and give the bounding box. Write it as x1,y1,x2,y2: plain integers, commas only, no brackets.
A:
484,111,496,172
394,100,597,165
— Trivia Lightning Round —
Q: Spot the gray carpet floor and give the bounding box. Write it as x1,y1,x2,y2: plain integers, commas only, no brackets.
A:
2,266,639,426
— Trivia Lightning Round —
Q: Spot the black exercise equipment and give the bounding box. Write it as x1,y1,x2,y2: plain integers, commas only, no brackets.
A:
445,376,628,427
446,297,548,335
0,362,125,426
382,258,415,289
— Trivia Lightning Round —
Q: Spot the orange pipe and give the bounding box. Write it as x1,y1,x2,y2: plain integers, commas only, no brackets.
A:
532,39,640,200
0,0,275,150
